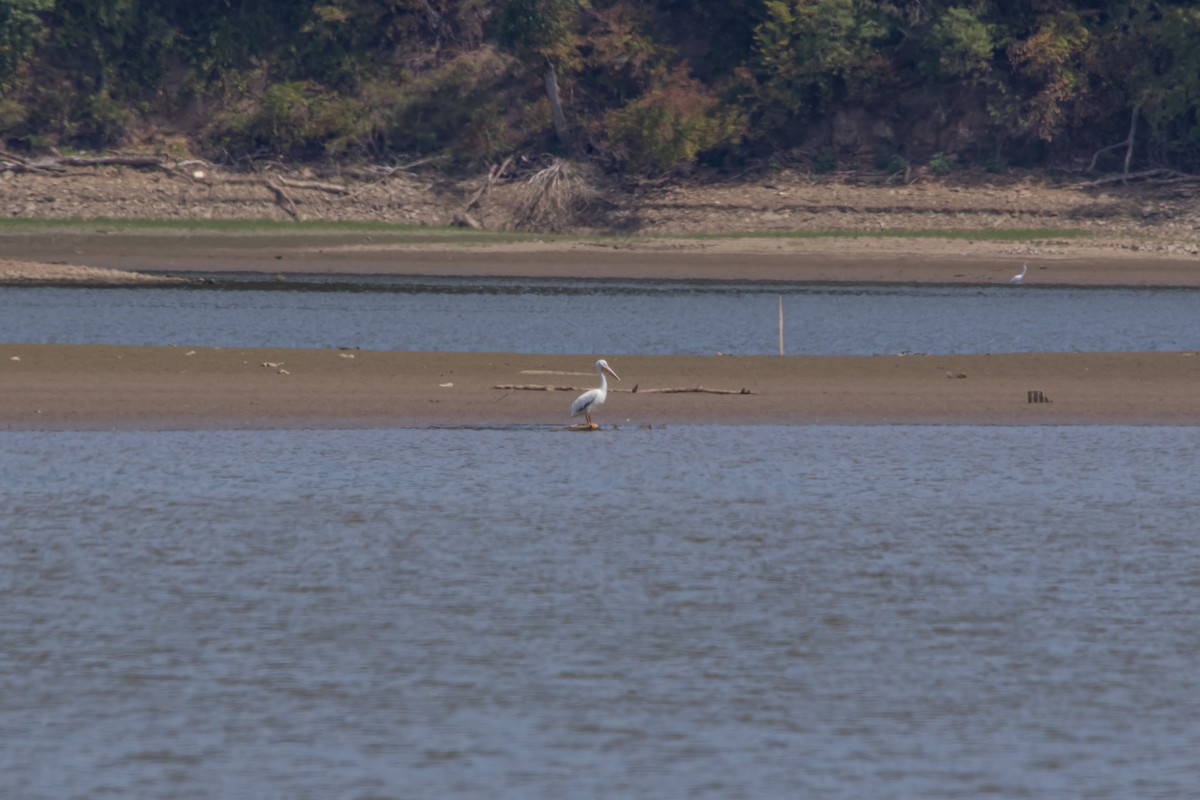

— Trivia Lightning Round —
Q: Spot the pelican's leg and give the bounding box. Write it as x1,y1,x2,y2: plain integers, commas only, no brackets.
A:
585,412,598,430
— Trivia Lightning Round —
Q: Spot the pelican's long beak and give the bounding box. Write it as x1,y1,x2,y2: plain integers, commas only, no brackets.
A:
603,364,621,381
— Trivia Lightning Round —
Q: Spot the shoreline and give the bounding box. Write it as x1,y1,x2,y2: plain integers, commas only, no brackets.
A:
4,345,1199,430
1,163,1197,287
2,235,1200,288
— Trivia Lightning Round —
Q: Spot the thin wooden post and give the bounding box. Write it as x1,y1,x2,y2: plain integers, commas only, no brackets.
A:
778,295,784,356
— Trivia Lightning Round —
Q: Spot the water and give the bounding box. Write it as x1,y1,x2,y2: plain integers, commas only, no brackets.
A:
2,278,1198,354
3,425,1199,799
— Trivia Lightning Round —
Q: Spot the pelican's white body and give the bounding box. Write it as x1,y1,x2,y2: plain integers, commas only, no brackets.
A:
1010,261,1028,284
571,359,620,426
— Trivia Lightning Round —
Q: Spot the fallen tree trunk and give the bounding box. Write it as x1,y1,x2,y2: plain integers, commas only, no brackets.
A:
493,384,578,391
635,387,754,395
493,384,755,395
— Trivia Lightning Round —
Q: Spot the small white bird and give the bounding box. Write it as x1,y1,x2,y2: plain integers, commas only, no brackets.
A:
1010,261,1028,285
571,359,620,429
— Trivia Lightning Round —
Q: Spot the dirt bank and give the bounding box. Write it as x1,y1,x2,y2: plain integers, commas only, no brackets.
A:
1,162,1199,286
3,161,1198,239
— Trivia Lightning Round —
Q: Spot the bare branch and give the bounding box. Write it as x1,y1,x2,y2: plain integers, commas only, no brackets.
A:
511,159,599,232
1088,102,1142,175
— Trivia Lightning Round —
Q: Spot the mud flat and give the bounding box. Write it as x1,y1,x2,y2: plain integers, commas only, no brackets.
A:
3,345,1198,429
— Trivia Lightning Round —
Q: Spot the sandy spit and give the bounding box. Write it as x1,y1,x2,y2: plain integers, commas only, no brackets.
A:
3,345,1199,429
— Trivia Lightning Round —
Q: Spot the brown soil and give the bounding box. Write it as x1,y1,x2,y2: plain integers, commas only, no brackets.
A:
0,160,1195,248
1,161,1197,238
4,345,1199,430
1,163,1199,283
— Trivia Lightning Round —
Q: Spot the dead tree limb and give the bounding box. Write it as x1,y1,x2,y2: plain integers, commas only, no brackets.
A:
338,158,438,182
465,155,513,213
20,155,166,171
635,387,755,395
1077,168,1190,188
1088,102,1142,175
511,159,598,232
263,180,300,220
494,384,578,391
493,384,755,395
275,176,349,195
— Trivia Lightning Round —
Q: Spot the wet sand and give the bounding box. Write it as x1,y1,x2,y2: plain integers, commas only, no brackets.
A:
2,230,1200,286
3,345,1198,429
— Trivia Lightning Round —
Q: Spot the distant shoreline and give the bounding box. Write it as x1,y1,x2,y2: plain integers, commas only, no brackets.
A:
3,228,1200,287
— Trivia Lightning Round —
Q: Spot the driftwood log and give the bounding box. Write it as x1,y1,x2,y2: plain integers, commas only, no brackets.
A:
1075,167,1200,189
0,151,353,220
493,384,754,395
1,152,168,174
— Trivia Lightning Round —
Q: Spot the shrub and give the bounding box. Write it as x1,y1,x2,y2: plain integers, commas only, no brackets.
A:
874,151,908,173
981,154,1005,174
929,151,955,175
205,79,373,159
813,147,837,174
603,68,744,173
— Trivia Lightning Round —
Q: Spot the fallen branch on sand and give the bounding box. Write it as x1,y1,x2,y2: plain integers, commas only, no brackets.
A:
0,152,353,221
1074,167,1200,189
494,384,578,391
493,384,754,395
635,387,754,395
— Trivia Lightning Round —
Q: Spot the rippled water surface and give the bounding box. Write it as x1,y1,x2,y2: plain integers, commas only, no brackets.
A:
3,425,1199,799
2,278,1198,354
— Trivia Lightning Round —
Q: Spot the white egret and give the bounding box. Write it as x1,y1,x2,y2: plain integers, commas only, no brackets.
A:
570,359,620,429
1010,261,1028,285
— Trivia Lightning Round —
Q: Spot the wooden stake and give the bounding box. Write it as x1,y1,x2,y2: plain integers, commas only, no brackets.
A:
778,295,784,356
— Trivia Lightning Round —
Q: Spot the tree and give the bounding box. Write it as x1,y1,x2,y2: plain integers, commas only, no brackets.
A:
497,0,581,144
926,6,997,82
1005,9,1091,143
0,0,50,93
748,0,894,135
604,65,744,172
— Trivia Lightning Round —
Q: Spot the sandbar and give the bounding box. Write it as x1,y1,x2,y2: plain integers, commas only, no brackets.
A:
3,345,1198,429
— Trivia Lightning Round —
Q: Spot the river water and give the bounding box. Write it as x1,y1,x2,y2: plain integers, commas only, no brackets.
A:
3,424,1199,799
1,278,1198,354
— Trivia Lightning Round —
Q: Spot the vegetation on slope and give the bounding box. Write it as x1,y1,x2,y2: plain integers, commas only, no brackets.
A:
1,1,1198,177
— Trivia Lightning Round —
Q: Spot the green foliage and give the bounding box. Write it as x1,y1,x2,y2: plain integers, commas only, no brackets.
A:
874,151,907,173
41,0,178,98
604,68,744,173
812,147,837,174
497,0,580,68
379,48,520,164
576,2,661,106
929,151,955,175
926,7,996,81
206,79,372,160
0,93,26,131
8,79,130,149
2,0,1200,173
1138,7,1200,156
1006,10,1091,142
749,0,893,133
0,0,50,92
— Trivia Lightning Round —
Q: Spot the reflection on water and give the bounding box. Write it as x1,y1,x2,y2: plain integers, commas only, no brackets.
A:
3,425,1199,798
1,278,1198,354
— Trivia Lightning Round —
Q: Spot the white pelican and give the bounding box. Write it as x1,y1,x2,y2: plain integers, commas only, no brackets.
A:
571,359,620,429
1010,261,1028,284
